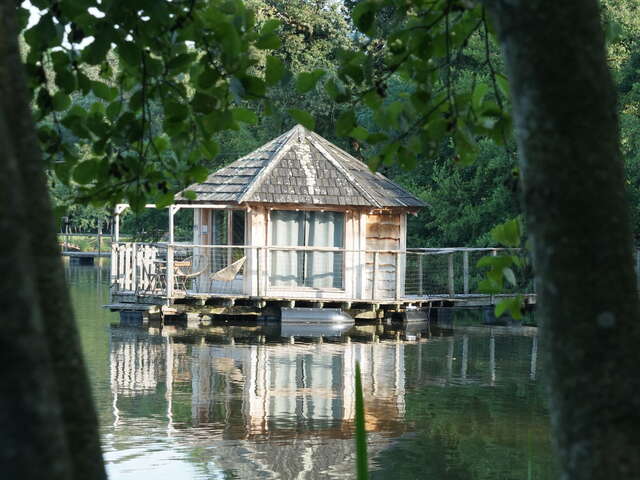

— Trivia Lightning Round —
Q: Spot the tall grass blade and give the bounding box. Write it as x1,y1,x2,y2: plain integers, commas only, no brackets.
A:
355,361,368,479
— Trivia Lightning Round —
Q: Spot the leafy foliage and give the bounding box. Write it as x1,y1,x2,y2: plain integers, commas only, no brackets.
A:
24,0,284,212
300,0,513,172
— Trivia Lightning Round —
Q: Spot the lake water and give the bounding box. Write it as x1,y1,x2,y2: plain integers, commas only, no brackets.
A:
69,260,557,479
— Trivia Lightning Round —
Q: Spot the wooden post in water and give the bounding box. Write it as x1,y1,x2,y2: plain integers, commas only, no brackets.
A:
446,337,454,378
447,253,455,297
461,334,469,379
65,217,70,251
530,335,538,381
463,250,469,294
167,244,174,298
636,247,640,290
489,331,496,385
395,251,401,300
418,254,424,296
97,222,102,259
490,249,498,304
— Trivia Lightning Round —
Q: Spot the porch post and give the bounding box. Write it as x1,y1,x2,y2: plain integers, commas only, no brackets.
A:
167,205,179,298
114,214,120,242
168,205,179,244
114,203,128,242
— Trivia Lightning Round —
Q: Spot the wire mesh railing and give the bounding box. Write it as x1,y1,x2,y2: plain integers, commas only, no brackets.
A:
404,248,535,297
111,243,535,300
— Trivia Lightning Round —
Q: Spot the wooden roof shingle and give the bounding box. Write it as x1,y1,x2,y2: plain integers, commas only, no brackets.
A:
176,124,426,209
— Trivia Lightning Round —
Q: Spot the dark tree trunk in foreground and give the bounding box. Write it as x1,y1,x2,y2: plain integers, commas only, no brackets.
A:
486,0,640,478
0,3,107,479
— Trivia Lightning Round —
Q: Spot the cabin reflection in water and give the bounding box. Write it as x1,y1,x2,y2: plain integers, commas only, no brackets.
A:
110,326,407,434
108,322,539,477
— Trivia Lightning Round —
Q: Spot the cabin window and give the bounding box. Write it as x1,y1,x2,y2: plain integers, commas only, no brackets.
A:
211,210,246,246
210,210,246,272
270,210,344,289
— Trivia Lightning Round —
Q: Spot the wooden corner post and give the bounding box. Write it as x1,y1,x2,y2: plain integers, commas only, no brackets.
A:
166,205,180,299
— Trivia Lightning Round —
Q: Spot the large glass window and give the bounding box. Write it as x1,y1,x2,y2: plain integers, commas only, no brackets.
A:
211,210,245,246
270,210,344,289
210,210,246,273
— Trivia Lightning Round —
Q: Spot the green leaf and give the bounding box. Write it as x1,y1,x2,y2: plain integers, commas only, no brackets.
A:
265,56,285,86
118,42,140,68
73,159,99,185
288,109,315,131
363,91,382,109
478,278,501,295
167,53,195,73
503,267,517,287
77,73,92,94
255,33,281,50
350,126,369,141
183,190,197,200
476,255,512,270
52,92,71,112
201,110,234,133
260,19,281,36
153,135,170,153
491,218,520,247
83,36,110,65
495,297,523,320
296,69,326,93
106,101,122,121
231,108,258,124
92,81,118,101
200,139,219,157
188,165,210,183
198,68,219,90
240,75,266,98
155,193,175,208
472,82,489,111
129,90,144,111
324,78,349,103
165,102,189,122
336,110,356,136
454,123,478,166
55,69,76,93
496,73,510,98
352,1,377,36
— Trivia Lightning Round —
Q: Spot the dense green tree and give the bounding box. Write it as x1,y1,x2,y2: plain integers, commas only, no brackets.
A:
3,0,640,479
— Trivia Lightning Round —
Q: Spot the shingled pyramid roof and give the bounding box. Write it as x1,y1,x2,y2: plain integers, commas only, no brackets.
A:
176,124,425,209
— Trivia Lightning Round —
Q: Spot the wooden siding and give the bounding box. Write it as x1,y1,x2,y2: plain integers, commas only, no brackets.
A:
366,213,401,299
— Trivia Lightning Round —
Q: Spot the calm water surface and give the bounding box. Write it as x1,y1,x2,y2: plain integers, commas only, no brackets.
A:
69,261,556,479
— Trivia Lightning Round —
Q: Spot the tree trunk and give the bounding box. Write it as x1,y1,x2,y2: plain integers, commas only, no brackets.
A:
485,1,640,478
0,2,107,479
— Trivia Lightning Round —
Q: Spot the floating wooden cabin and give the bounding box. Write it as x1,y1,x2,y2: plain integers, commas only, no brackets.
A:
110,124,432,318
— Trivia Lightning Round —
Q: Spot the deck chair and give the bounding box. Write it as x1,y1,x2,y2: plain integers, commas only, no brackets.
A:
208,256,246,293
174,254,209,292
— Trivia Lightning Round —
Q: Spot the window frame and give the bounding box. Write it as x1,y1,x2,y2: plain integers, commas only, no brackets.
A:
267,208,347,291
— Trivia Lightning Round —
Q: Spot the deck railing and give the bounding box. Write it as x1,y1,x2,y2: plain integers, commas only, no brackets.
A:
110,243,533,300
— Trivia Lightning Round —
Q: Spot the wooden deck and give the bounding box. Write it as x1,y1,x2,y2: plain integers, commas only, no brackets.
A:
108,242,535,320
108,290,535,321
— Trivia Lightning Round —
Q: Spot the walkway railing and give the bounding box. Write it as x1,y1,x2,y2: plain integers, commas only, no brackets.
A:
110,243,533,300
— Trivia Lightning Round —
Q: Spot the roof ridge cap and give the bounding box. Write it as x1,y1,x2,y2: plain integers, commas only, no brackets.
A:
306,131,382,208
238,126,300,203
